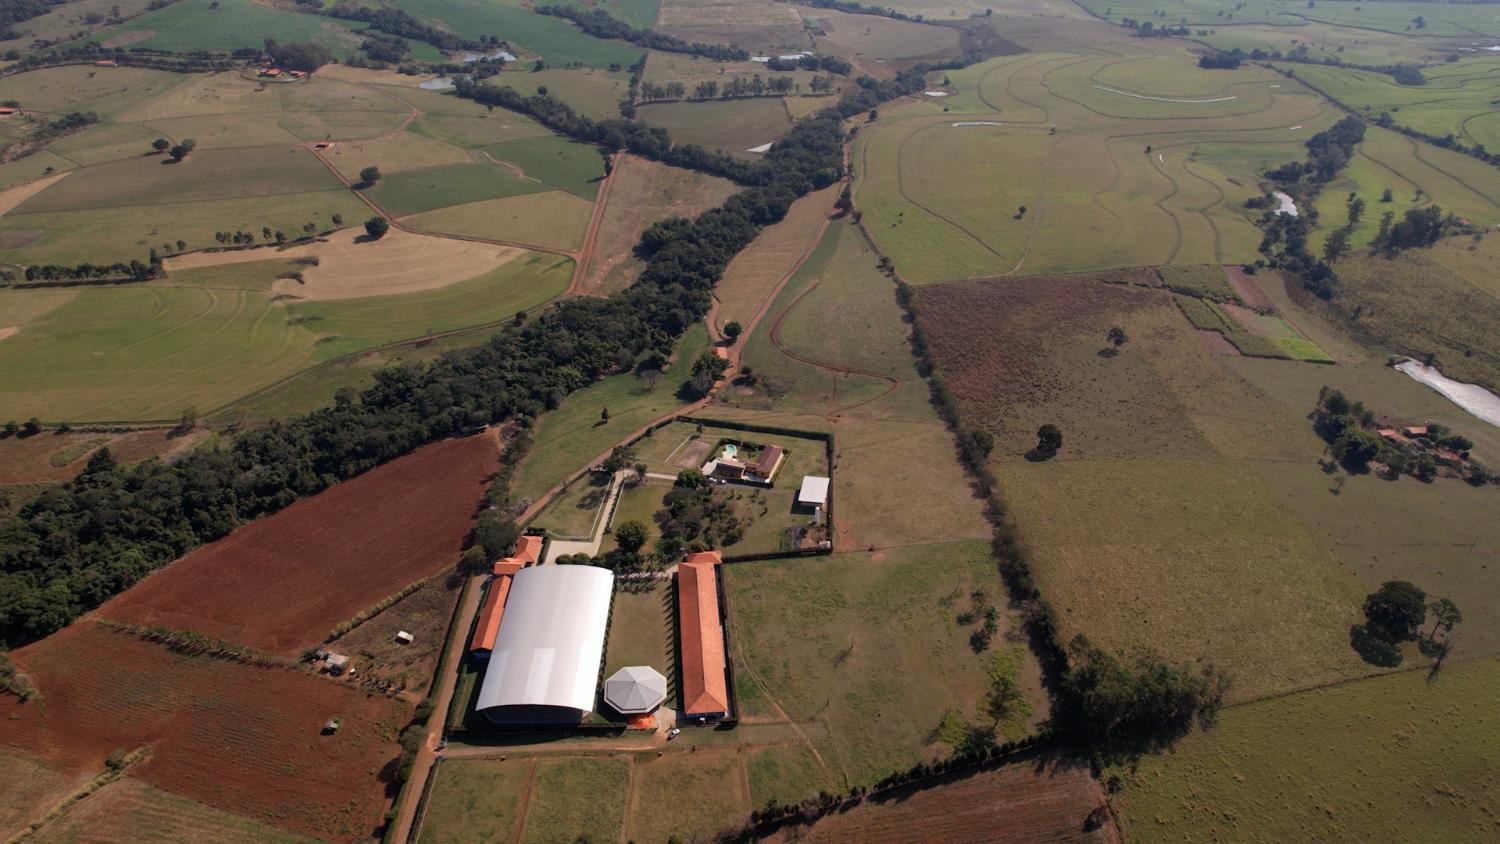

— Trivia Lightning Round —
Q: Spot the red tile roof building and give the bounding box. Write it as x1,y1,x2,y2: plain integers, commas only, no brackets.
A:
468,535,545,655
677,551,729,718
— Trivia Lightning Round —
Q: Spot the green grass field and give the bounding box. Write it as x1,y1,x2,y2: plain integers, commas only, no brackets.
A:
533,473,613,538
401,191,594,251
854,42,1329,281
636,97,792,156
0,252,570,422
485,135,604,199
625,751,750,842
368,162,546,216
393,0,642,68
416,758,531,844
726,541,1041,787
1079,0,1500,39
498,67,632,119
79,0,373,56
0,65,190,118
1119,657,1500,842
519,757,631,843
601,578,671,683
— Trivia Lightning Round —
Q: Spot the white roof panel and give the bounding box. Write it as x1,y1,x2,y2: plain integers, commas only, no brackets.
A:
798,475,830,505
475,565,614,716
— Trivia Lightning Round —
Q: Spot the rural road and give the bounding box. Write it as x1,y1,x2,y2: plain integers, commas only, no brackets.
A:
539,470,628,563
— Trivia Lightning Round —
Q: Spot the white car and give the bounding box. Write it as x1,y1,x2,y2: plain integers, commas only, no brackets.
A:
667,728,681,740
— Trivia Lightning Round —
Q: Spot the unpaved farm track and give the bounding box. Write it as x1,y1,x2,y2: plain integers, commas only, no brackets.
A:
766,278,900,416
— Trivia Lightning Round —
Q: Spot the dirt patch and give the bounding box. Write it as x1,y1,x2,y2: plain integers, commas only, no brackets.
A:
164,227,523,301
674,440,712,469
1225,265,1274,310
0,171,70,217
760,752,1115,843
0,325,16,341
0,621,409,841
96,433,500,655
1196,328,1240,356
0,230,40,248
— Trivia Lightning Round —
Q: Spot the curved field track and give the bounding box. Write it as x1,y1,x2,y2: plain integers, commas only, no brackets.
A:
97,433,500,655
164,227,525,300
760,753,1117,843
766,280,900,416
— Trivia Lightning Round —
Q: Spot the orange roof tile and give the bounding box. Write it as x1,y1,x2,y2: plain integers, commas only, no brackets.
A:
677,560,728,716
514,535,543,565
685,550,722,566
493,561,523,577
468,574,513,653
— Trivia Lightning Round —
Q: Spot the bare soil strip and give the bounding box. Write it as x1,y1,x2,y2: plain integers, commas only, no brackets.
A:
0,171,70,216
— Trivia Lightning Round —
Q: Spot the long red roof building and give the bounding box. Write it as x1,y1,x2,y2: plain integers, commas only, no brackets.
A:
677,550,729,718
468,535,544,655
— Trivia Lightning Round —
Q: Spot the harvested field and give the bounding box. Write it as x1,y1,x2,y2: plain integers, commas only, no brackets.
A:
656,0,809,51
0,621,409,842
0,172,71,217
713,183,839,332
580,154,738,295
1225,265,1273,310
760,753,1114,843
97,434,499,656
636,98,793,157
164,227,525,301
32,777,319,844
805,7,962,61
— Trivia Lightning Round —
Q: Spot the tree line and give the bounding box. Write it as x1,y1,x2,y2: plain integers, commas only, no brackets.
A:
638,74,835,103
0,62,941,645
535,6,750,61
319,4,491,54
1258,115,1366,298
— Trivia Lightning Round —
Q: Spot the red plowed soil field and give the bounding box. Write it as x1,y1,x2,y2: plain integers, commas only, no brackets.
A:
914,274,1154,427
98,434,499,655
0,622,409,841
761,754,1117,843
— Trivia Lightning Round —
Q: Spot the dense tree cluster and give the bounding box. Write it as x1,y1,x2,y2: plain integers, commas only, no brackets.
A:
358,32,411,65
535,6,749,61
653,473,742,555
20,259,158,285
1266,115,1364,186
0,62,943,645
766,54,852,75
1196,50,1242,69
798,0,921,23
323,4,487,53
1373,204,1454,253
261,40,332,72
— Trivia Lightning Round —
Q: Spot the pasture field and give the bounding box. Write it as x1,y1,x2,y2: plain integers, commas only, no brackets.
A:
655,0,811,52
31,778,320,844
0,252,568,422
366,162,544,216
402,191,593,251
80,0,373,56
1079,0,1500,39
97,433,499,656
0,65,190,118
600,578,671,681
640,50,826,94
637,97,793,155
594,0,661,29
322,131,475,181
508,67,632,118
391,0,642,68
485,135,604,198
605,478,672,553
0,620,411,841
854,42,1333,281
510,323,710,502
804,6,963,61
533,473,614,539
0,0,157,55
625,750,751,843
1310,125,1500,251
416,758,532,844
580,153,739,295
519,757,631,844
713,182,840,334
1197,22,1457,65
1287,58,1500,151
913,275,1403,700
1119,657,1500,842
1316,239,1500,392
725,541,1046,787
761,754,1112,843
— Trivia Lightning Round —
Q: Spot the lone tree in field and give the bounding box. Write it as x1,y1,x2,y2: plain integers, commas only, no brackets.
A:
1364,580,1427,643
363,216,390,239
167,138,196,162
1107,325,1128,349
359,165,381,188
1035,423,1063,457
1425,597,1462,642
723,321,742,343
151,138,170,154
614,520,649,554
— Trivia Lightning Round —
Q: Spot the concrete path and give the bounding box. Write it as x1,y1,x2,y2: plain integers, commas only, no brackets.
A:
541,470,627,563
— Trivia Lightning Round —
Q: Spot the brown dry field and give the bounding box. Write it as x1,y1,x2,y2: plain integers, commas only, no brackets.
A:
760,754,1116,843
657,0,810,51
804,7,963,61
713,183,839,332
32,777,319,843
0,427,209,485
1225,265,1273,310
0,171,70,215
0,621,408,842
326,574,460,695
580,154,738,295
163,227,524,301
97,433,499,655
